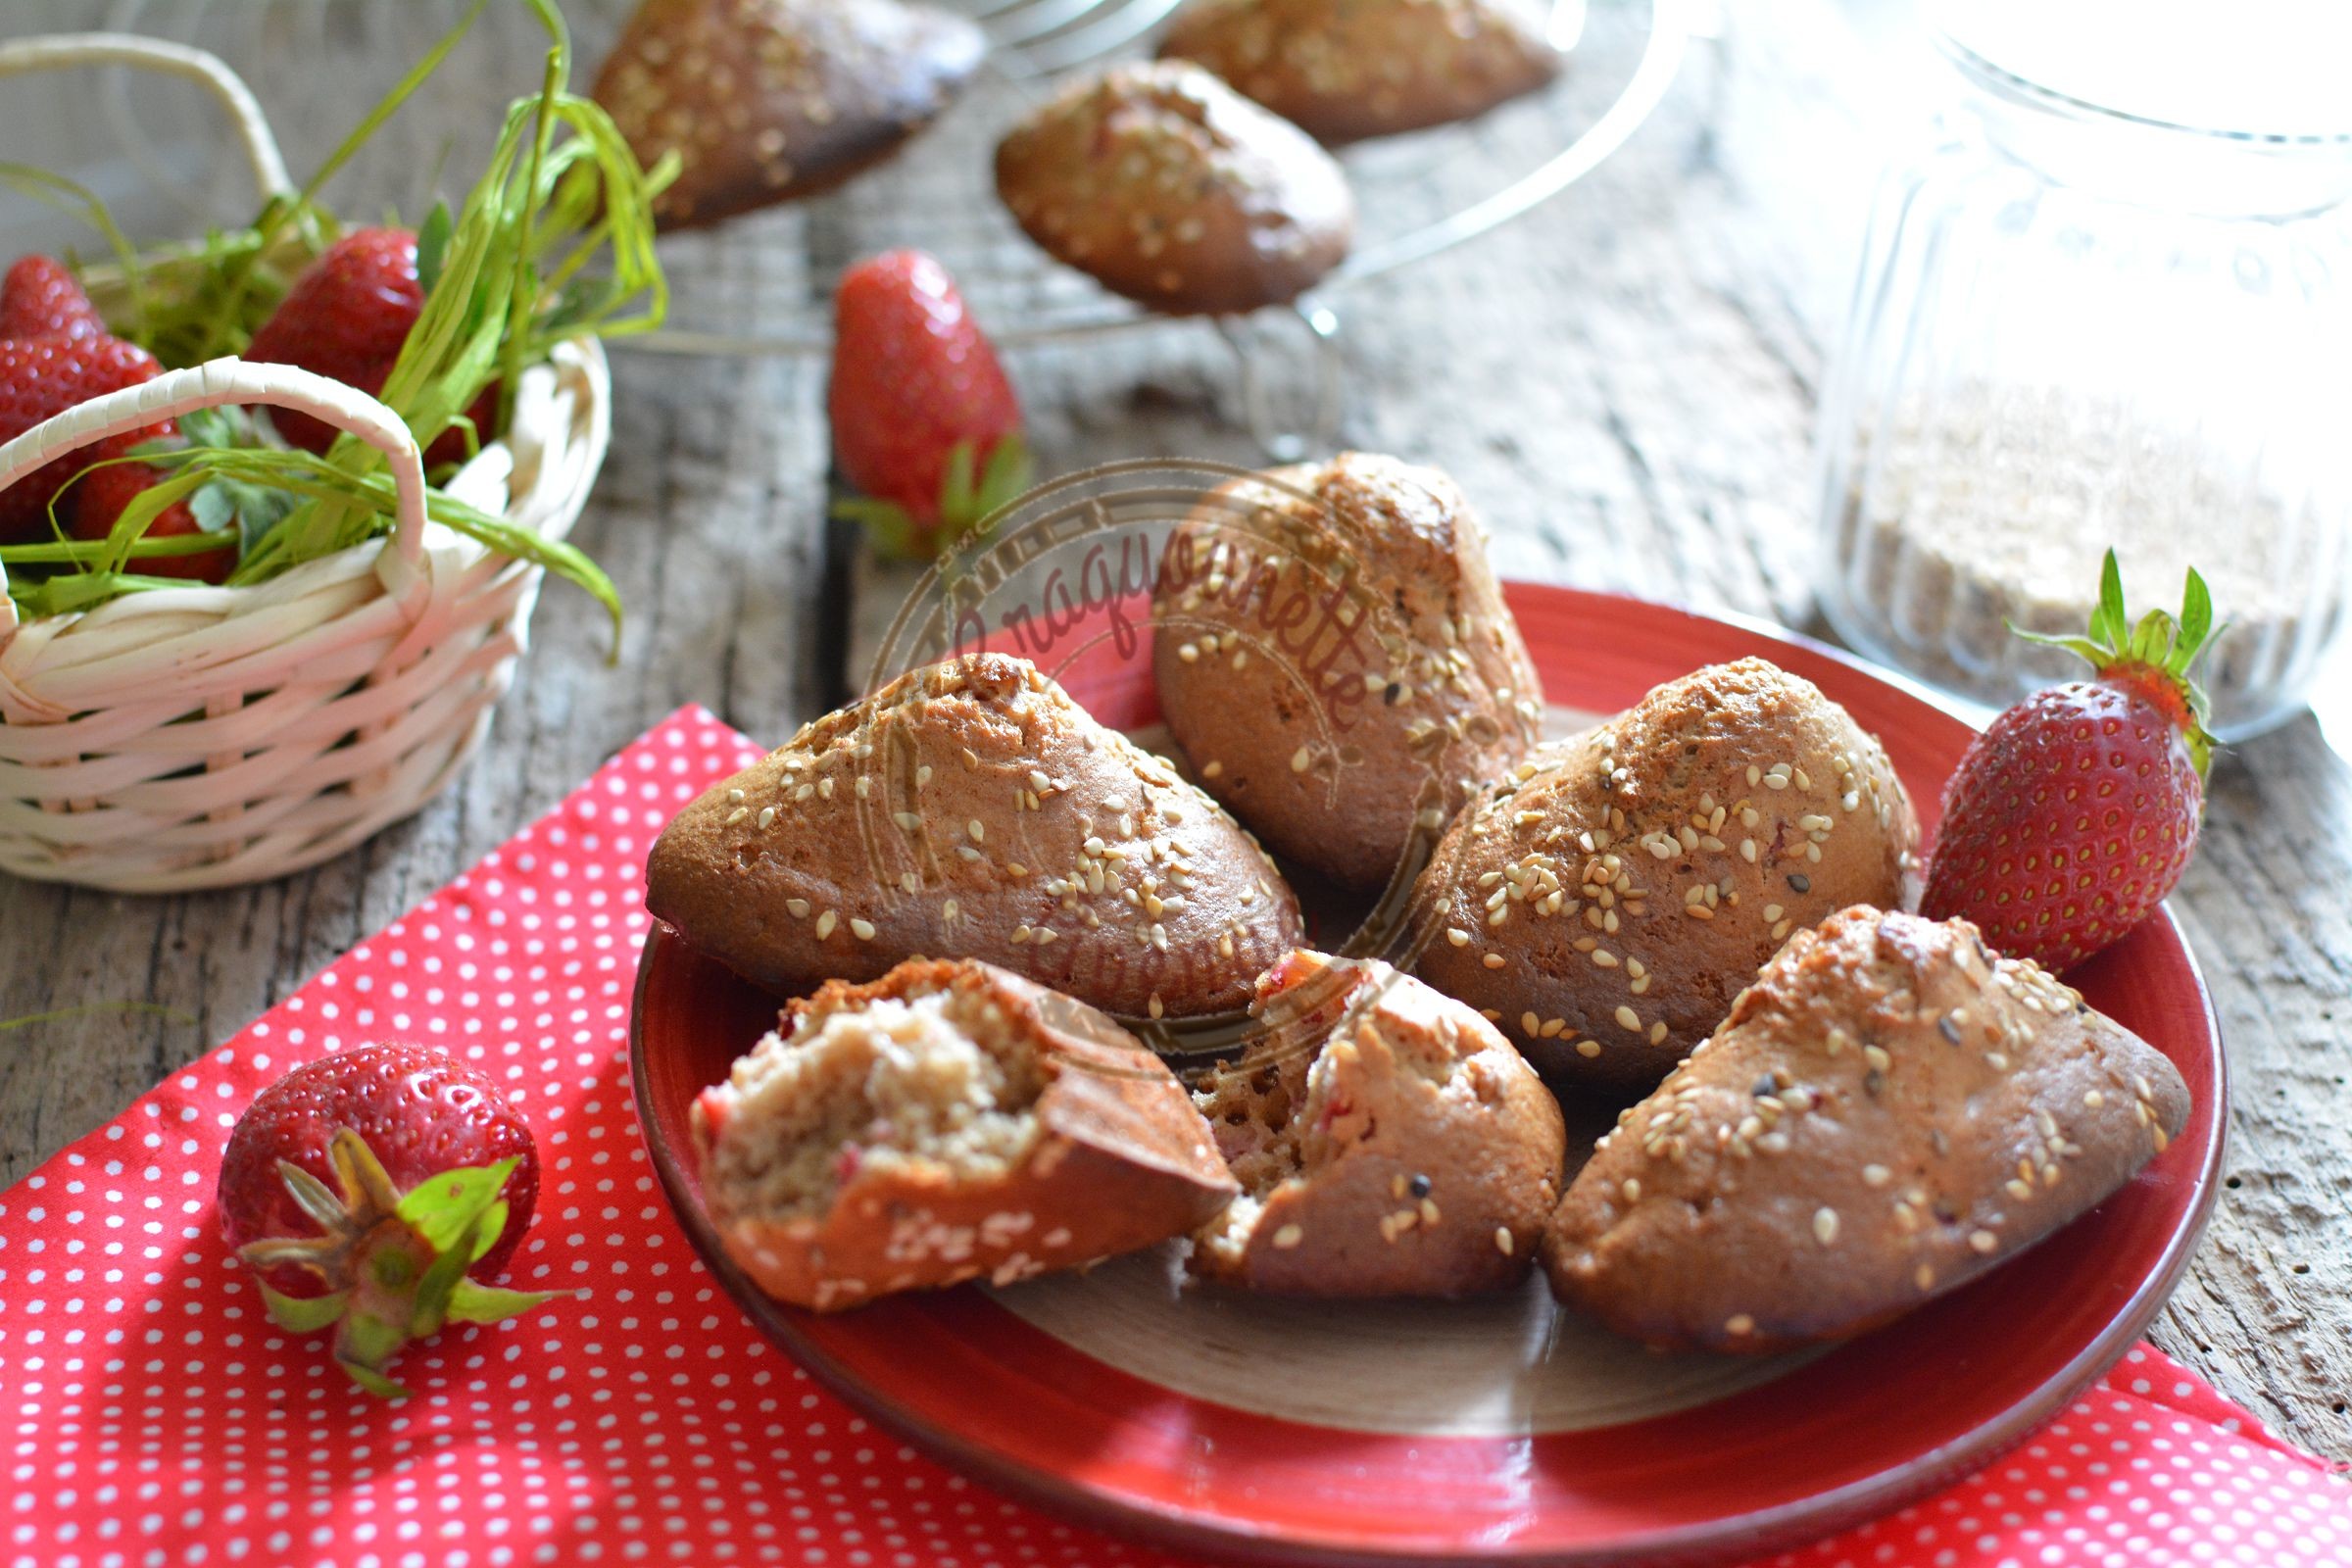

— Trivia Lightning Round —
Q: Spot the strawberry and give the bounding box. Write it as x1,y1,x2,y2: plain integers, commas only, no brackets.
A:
218,1042,553,1398
244,226,496,466
1921,552,2216,972
829,249,1029,559
0,335,173,543
0,256,105,342
72,458,235,584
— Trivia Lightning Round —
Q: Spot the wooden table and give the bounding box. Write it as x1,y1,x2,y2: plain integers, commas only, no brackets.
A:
3,0,2346,1465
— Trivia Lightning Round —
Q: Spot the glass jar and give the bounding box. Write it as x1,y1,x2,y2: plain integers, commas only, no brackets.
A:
1812,0,2352,740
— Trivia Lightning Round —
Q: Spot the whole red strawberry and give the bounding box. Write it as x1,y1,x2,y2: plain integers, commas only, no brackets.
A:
829,249,1029,559
0,256,105,342
0,335,174,542
244,226,495,466
219,1042,553,1397
1922,552,2216,972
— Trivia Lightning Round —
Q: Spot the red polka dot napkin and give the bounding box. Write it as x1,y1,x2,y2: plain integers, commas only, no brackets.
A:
1,706,2343,1568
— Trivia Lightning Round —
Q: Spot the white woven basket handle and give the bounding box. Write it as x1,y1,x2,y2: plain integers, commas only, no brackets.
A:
0,33,292,204
0,359,431,640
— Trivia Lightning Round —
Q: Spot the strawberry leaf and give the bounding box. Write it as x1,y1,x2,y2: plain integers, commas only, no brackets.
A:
258,1283,350,1334
834,494,925,561
2178,567,2214,668
276,1158,353,1235
2092,549,2127,649
445,1279,559,1327
336,1356,413,1401
395,1156,518,1254
328,1129,405,1217
973,435,1033,525
408,1218,482,1337
469,1200,511,1262
337,1308,412,1375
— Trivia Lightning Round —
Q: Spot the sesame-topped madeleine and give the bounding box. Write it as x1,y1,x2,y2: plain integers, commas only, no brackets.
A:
1408,658,1920,1090
994,61,1353,317
592,0,985,230
1160,0,1564,146
648,653,1304,1019
696,958,1238,1311
1544,906,2192,1352
1152,453,1544,891
1190,950,1565,1296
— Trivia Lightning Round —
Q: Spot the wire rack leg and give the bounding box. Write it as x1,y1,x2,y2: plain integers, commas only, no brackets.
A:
1218,304,1346,463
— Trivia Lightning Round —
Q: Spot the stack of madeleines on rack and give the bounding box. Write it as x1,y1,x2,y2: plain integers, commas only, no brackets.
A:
648,450,2191,1350
593,0,1572,313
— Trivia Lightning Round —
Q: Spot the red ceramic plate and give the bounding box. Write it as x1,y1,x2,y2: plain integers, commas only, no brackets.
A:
630,585,2227,1566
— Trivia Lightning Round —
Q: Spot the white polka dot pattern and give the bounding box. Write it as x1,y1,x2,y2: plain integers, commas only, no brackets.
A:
0,708,2340,1568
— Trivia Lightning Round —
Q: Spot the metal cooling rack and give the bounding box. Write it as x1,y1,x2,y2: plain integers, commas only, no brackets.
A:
8,0,1701,450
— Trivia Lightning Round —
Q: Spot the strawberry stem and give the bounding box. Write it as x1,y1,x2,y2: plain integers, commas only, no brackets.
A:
238,1128,556,1400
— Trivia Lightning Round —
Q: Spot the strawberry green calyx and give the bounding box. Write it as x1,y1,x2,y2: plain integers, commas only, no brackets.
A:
2014,549,2221,777
238,1128,554,1398
835,435,1033,562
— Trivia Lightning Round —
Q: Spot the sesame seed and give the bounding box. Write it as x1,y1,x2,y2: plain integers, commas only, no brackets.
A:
2083,1089,2105,1108
1290,747,1312,773
1483,953,1506,969
1812,1207,1839,1245
1969,1229,1999,1254
815,910,838,939
756,806,778,830
1615,1005,1642,1031
893,811,920,832
1575,1040,1601,1058
724,807,750,825
1915,1263,1936,1290
1446,928,1471,947
1863,1044,1892,1072
1272,1224,1303,1250
1649,1022,1668,1044
1521,1011,1541,1035
1494,1226,1515,1255
1862,1163,1890,1187
849,917,876,941
1725,1314,1755,1337
1621,1178,1642,1202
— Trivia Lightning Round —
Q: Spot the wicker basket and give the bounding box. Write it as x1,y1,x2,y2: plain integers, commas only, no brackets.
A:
0,34,614,894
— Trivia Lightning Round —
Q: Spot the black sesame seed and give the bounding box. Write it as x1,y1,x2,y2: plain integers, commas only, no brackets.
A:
1937,1015,1962,1045
1408,1173,1433,1198
1864,1069,1885,1097
1787,873,1811,893
1751,1074,1778,1099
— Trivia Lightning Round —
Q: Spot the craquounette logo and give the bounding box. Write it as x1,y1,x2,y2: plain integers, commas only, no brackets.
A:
845,458,1475,1077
